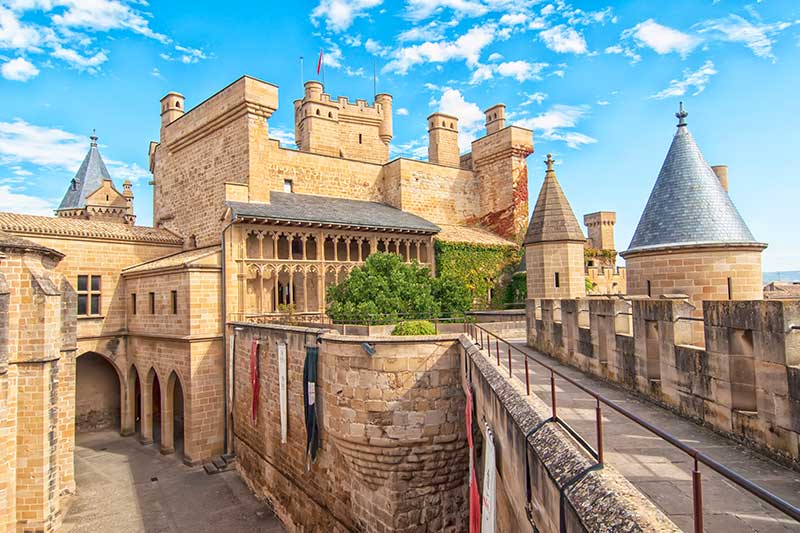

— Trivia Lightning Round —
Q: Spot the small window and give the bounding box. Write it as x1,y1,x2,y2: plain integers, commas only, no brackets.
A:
131,293,137,315
176,101,181,109
587,260,594,267
554,272,560,288
77,275,101,316
646,280,652,297
283,179,293,193
328,111,333,118
316,109,320,116
171,290,178,314
727,277,733,300
105,195,109,201
358,133,362,144
149,292,155,314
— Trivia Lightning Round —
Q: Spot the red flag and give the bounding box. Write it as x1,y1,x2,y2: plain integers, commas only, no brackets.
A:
316,49,323,75
250,339,260,423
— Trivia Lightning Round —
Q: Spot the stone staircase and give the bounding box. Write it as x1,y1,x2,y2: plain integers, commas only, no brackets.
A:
203,453,236,475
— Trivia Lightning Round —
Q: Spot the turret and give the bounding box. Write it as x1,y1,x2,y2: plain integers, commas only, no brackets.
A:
375,93,393,144
427,112,460,167
711,165,729,192
484,104,506,135
160,92,185,128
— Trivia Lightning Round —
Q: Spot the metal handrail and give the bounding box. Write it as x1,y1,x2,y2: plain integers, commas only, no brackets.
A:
467,322,800,532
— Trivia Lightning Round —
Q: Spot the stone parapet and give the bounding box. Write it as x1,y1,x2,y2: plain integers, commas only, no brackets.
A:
526,297,800,467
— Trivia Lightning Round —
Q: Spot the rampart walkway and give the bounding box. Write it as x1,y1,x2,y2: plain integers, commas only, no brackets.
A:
494,336,800,532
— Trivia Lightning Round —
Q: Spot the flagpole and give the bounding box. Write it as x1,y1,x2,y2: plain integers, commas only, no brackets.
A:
373,57,376,99
322,50,326,90
300,56,304,91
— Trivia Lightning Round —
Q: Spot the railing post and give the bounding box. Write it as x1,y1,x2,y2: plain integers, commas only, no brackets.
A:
524,357,530,396
693,458,703,533
495,339,500,366
507,345,512,378
596,399,604,465
550,370,557,419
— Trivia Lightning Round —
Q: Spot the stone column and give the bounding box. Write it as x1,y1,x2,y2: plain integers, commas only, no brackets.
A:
140,378,154,444
160,382,175,455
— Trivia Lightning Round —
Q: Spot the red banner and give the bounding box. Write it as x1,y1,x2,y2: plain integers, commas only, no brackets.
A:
466,386,481,532
250,339,260,423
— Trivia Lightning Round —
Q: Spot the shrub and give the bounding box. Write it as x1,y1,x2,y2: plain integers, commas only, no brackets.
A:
326,253,471,324
392,320,436,336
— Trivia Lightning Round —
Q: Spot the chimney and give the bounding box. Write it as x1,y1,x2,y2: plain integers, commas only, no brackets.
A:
427,112,460,167
160,92,185,127
711,165,728,192
484,104,506,135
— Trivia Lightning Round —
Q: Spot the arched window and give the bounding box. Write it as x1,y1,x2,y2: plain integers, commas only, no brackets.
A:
316,109,320,116
328,111,333,118
176,101,181,109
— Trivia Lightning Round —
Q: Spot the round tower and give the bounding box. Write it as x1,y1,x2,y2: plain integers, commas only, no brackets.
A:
375,93,393,144
160,92,185,127
621,102,766,306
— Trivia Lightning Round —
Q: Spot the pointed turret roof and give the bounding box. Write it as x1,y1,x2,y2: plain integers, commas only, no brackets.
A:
623,103,763,256
57,133,113,211
523,154,585,245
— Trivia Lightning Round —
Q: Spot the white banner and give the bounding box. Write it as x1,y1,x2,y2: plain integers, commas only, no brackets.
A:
278,342,288,444
481,423,496,533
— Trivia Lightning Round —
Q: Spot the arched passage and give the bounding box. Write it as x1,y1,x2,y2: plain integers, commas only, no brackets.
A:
75,352,121,433
161,371,185,457
141,367,161,445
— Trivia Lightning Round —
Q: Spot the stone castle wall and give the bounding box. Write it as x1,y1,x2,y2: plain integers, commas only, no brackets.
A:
526,297,800,467
231,323,468,532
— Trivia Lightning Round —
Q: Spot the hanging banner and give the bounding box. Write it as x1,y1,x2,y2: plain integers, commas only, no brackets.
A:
466,386,481,533
250,339,260,424
278,342,288,444
481,423,496,533
303,346,320,469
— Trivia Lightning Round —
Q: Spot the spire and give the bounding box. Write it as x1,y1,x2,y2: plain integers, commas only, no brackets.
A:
90,129,98,146
523,154,585,245
676,101,688,127
57,132,112,211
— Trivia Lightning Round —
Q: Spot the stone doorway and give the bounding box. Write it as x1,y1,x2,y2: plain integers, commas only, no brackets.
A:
75,352,121,433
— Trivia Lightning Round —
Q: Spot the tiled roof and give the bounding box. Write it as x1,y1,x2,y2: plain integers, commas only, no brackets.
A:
57,135,113,211
623,113,763,255
436,224,516,247
228,191,440,234
523,155,585,245
123,246,220,273
0,212,183,245
0,230,63,258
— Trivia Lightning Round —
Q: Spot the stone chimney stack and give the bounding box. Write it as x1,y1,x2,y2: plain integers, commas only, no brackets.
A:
484,104,506,135
427,112,460,167
160,92,185,128
712,165,729,192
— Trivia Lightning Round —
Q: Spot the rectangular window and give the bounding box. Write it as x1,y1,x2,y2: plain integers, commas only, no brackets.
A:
77,275,101,316
171,290,178,314
727,277,733,300
149,292,155,314
283,179,293,193
646,280,652,297
554,272,560,288
358,133,363,144
131,293,137,315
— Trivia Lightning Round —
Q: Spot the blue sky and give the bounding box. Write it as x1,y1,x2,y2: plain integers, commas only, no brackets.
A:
1,0,798,270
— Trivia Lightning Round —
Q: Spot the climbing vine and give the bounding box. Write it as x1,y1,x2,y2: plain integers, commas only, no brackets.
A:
434,241,521,309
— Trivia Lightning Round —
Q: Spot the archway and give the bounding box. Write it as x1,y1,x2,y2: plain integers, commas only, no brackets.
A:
75,352,121,433
151,370,162,445
123,365,141,437
163,371,185,458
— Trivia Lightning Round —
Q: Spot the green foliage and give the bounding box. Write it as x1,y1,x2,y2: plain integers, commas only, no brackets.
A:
435,241,521,309
326,253,471,324
584,247,617,264
391,320,436,336
585,277,597,292
503,272,527,304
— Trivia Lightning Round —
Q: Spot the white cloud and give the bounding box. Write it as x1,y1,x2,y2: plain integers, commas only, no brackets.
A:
473,60,547,83
311,0,383,32
161,45,207,64
621,19,701,57
151,67,163,79
487,52,502,61
50,0,168,43
695,14,793,61
405,0,488,21
540,25,587,54
604,43,641,64
431,87,484,152
650,60,717,99
0,184,55,216
396,107,409,115
521,91,547,106
391,135,428,159
365,38,391,56
1,56,38,80
515,104,596,148
596,100,609,106
383,24,496,75
0,6,46,51
499,13,526,26
397,19,456,42
51,45,107,72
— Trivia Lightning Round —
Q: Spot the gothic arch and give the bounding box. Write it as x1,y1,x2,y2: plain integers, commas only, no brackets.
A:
161,370,186,456
75,351,123,433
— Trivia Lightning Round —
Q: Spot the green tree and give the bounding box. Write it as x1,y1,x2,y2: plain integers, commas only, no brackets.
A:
326,253,471,323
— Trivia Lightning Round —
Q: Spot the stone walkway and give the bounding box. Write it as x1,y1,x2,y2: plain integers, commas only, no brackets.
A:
63,431,285,533
492,338,800,532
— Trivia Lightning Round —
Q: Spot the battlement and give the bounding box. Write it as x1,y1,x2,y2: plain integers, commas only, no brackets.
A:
294,81,392,164
526,296,800,466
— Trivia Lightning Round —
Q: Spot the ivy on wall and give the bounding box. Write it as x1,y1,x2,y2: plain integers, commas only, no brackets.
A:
434,241,521,309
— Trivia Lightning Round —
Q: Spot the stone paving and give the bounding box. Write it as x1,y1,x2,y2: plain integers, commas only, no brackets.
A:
63,431,285,533
492,338,800,532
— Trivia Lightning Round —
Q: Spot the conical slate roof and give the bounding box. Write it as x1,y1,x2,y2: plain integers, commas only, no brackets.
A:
623,104,762,255
57,134,112,211
523,154,585,245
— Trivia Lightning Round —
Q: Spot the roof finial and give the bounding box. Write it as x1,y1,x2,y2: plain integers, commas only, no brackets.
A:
676,101,688,127
545,153,555,172
89,129,98,147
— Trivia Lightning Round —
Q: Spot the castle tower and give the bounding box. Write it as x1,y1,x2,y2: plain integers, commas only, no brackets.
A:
620,103,766,304
427,112,460,167
56,133,134,225
485,104,506,135
294,81,392,164
161,92,185,128
523,154,586,299
584,211,616,252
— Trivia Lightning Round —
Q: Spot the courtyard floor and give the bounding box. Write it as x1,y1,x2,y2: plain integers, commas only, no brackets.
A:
63,431,285,533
